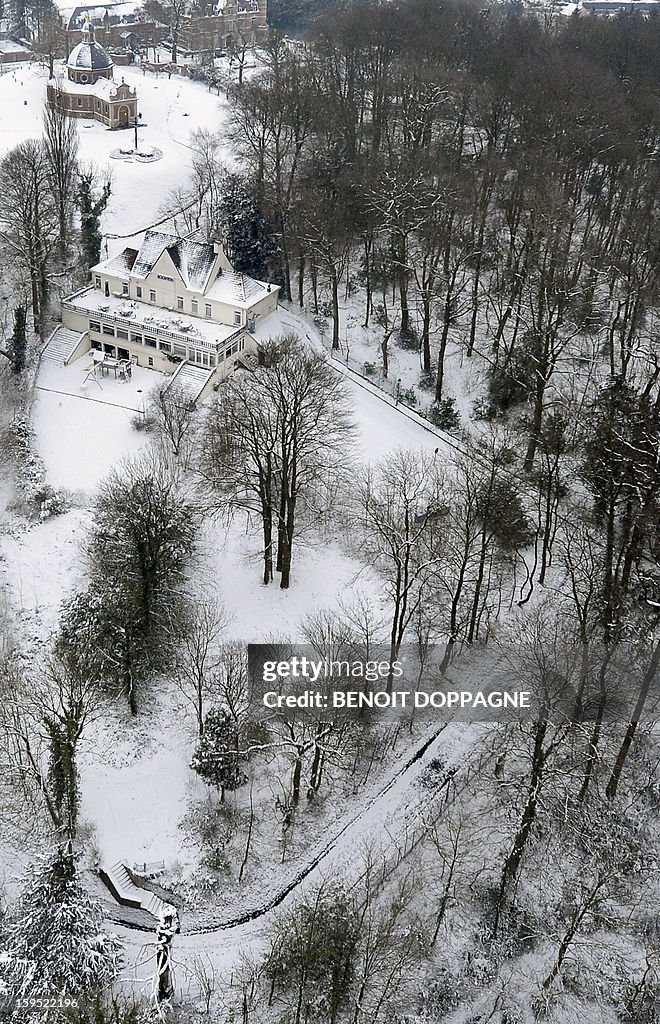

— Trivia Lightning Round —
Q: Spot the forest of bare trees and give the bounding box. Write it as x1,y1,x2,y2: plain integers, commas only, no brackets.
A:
0,2,659,1021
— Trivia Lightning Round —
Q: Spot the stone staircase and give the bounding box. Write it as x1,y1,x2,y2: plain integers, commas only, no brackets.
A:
42,327,84,365
166,360,215,404
237,352,259,371
100,861,167,921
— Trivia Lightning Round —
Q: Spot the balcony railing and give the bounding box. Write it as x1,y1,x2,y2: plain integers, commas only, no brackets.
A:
62,297,245,353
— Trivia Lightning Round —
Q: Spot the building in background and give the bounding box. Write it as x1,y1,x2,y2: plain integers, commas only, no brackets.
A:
46,17,138,126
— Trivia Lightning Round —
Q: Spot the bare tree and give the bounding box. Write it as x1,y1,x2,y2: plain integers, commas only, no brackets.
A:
172,592,231,735
0,140,57,337
202,336,354,589
357,449,448,692
149,381,198,462
143,0,186,63
43,88,79,261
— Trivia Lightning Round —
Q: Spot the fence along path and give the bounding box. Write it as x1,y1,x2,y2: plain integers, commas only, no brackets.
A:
112,720,474,937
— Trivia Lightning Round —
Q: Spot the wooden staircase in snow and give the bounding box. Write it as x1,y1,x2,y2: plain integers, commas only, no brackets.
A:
100,861,167,921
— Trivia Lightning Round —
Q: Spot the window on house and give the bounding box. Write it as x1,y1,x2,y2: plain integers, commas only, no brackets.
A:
102,324,115,336
89,320,101,332
148,357,154,367
239,337,245,350
77,98,82,107
225,346,232,360
117,328,129,340
191,300,198,314
149,289,156,302
173,344,187,358
94,276,101,289
205,303,212,318
231,340,239,354
177,297,184,310
122,282,129,296
131,333,143,344
160,341,171,353
145,337,156,348
136,286,142,298
234,311,241,325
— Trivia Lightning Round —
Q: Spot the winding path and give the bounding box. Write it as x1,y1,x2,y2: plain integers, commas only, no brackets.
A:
114,718,473,1005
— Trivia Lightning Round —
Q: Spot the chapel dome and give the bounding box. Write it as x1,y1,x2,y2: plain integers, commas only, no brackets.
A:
67,19,113,74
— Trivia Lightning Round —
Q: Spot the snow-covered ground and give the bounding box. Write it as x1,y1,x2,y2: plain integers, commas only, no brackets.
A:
0,62,230,252
34,357,163,489
0,58,474,999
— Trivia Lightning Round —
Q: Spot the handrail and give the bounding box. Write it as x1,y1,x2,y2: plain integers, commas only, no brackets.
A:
62,297,246,353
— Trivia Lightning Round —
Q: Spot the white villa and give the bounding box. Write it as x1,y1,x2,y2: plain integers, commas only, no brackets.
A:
57,229,280,402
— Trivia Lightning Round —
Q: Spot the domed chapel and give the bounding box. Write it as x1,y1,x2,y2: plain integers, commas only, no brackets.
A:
47,16,138,129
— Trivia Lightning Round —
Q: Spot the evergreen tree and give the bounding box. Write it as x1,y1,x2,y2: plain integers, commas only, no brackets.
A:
0,851,122,1009
56,456,197,714
77,170,111,274
9,0,27,37
8,304,27,375
191,706,247,801
268,0,340,32
217,173,280,281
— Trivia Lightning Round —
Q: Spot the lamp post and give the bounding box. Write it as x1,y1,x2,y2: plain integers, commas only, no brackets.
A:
133,110,142,151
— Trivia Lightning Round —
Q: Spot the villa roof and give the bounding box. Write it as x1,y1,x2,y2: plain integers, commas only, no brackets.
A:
131,230,220,294
205,269,272,307
99,248,138,275
92,231,279,308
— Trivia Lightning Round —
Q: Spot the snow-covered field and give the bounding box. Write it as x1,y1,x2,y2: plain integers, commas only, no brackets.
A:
0,62,229,251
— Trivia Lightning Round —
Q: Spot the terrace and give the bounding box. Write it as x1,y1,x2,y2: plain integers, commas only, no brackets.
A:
64,285,245,353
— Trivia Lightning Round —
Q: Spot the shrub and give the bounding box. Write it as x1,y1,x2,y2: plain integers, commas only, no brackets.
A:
131,411,156,432
397,324,420,350
34,484,71,519
398,385,417,407
428,397,460,431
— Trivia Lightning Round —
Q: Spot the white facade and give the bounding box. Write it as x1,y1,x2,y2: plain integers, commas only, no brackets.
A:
61,228,280,397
